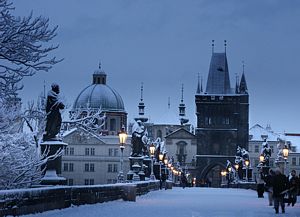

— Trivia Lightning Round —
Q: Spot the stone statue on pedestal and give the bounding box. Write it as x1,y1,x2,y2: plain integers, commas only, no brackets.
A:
43,83,65,141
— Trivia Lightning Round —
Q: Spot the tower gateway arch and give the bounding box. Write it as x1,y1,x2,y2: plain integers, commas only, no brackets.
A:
195,43,249,187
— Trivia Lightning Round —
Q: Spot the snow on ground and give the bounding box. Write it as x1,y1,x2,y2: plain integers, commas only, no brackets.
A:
22,187,300,217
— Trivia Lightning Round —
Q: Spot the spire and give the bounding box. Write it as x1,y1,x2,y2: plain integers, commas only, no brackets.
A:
179,84,189,125
235,73,239,94
140,82,144,102
196,73,201,94
212,40,215,54
138,82,145,116
239,61,248,94
168,97,170,109
224,40,227,53
205,51,231,94
135,82,148,122
201,76,203,93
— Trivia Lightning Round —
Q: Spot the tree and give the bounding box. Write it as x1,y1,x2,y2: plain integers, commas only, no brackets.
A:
0,0,62,99
0,0,62,189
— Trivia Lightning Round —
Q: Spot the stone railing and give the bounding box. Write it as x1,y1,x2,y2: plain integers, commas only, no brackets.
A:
0,181,160,216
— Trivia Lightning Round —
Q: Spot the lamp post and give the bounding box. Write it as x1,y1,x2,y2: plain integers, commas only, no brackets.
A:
283,145,289,175
117,126,127,183
234,164,239,182
149,143,156,180
158,153,164,189
221,170,227,185
245,159,250,181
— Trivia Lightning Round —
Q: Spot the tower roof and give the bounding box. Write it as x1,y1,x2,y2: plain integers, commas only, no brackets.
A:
205,52,232,94
239,72,248,94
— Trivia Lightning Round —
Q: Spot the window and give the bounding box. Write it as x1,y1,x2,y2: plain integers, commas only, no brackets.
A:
110,119,116,131
113,164,118,173
108,164,113,173
109,148,113,156
84,179,89,185
70,147,74,155
89,179,94,185
91,148,95,156
85,163,89,172
292,157,296,166
255,145,259,153
69,163,74,172
65,147,69,155
63,163,68,171
114,148,118,157
85,148,89,156
90,163,95,172
68,179,73,186
225,117,229,125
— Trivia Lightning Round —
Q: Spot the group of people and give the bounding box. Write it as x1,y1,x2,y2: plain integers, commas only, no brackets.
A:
257,168,299,214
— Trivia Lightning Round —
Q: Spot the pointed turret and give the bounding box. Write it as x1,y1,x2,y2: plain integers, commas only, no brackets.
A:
135,82,148,122
235,74,239,94
196,73,201,94
179,84,189,125
239,73,248,94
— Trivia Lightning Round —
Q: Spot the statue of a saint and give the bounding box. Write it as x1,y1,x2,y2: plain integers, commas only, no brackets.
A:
43,83,65,141
131,120,145,157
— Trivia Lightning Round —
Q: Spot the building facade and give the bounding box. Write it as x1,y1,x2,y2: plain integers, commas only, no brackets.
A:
61,65,130,185
195,48,249,187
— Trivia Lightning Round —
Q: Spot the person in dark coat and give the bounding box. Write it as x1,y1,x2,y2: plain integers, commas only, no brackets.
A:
264,169,275,206
272,168,288,214
181,172,187,189
287,170,299,206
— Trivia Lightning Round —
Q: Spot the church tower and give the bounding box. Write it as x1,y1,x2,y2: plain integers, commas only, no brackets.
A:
195,41,249,186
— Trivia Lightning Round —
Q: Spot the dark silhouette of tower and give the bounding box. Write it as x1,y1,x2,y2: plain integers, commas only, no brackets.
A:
195,41,249,186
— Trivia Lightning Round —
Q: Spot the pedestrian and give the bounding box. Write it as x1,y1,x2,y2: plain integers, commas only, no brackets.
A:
272,168,288,214
287,170,299,206
264,169,275,206
181,172,187,189
256,170,265,198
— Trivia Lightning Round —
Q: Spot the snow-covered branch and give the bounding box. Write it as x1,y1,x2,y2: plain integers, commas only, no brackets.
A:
0,0,62,98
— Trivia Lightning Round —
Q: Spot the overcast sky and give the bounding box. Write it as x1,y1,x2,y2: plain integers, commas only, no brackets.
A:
14,0,300,133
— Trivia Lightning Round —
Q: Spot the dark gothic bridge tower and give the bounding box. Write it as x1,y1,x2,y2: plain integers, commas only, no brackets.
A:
195,41,249,187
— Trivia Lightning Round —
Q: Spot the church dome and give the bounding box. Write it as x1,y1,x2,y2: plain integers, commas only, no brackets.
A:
73,65,125,112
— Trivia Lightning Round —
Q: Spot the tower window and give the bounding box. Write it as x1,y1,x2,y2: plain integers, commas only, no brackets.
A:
110,119,116,131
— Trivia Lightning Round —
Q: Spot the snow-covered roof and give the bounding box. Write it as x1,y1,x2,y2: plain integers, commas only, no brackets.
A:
249,124,283,141
284,133,300,153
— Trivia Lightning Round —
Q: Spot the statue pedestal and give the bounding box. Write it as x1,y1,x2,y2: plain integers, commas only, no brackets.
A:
40,140,68,185
128,156,144,182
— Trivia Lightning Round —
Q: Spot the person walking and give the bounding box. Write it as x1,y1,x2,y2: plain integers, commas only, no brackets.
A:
256,169,265,198
264,169,275,206
272,168,288,214
181,172,187,189
287,170,299,206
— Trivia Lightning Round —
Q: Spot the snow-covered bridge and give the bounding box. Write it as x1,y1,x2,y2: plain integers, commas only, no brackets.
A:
23,187,300,217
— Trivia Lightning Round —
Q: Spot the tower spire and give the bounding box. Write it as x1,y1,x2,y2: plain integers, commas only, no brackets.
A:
135,82,148,122
224,40,227,53
179,84,188,125
140,82,144,101
99,60,101,69
212,40,215,53
196,73,201,94
239,61,248,94
200,75,203,93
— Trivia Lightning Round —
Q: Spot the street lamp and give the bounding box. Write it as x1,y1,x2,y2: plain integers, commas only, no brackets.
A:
149,143,156,180
117,126,127,183
245,159,250,181
259,155,264,163
283,145,289,175
234,164,239,181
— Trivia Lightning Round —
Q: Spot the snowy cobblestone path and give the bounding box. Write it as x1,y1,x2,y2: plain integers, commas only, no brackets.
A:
23,187,300,217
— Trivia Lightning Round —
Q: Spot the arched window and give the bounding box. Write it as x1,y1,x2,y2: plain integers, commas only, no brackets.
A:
176,141,187,164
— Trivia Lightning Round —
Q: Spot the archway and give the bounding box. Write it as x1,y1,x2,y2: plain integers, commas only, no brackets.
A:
201,163,226,187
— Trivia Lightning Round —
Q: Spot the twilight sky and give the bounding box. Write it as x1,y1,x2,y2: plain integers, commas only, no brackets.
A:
14,0,300,133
